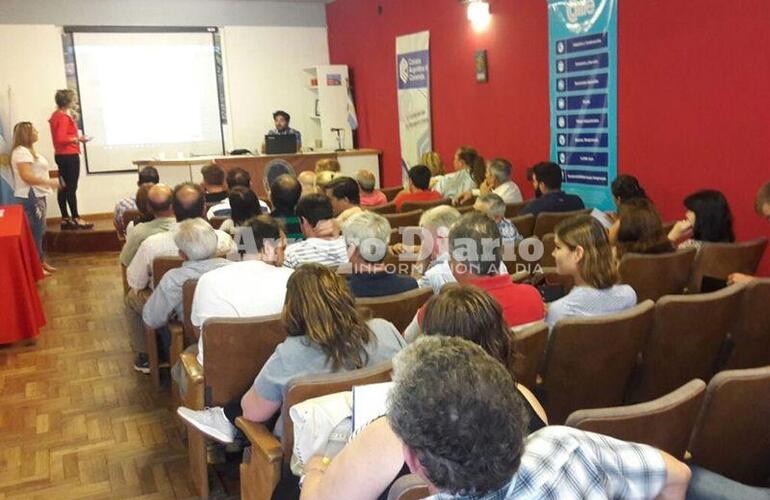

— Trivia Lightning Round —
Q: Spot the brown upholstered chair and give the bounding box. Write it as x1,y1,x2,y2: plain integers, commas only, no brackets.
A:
237,362,394,500
387,474,431,500
565,379,706,459
180,315,287,497
357,287,433,334
143,256,185,387
389,226,424,247
120,209,141,238
384,210,423,229
540,300,655,424
510,322,548,389
539,233,556,268
505,201,527,218
401,198,451,213
532,209,590,239
181,279,199,342
688,366,770,486
628,284,746,403
381,186,404,202
208,216,227,230
619,248,697,302
725,278,770,369
370,201,398,214
510,213,536,239
687,238,768,293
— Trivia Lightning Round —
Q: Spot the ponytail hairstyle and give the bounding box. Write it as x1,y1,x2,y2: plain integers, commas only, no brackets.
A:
456,145,485,187
555,215,619,289
611,175,647,204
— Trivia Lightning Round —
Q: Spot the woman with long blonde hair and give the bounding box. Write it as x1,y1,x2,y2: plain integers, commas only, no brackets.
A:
176,263,405,444
10,121,61,274
546,215,637,329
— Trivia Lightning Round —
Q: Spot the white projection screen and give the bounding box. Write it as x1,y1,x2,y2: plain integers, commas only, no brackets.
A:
72,30,224,173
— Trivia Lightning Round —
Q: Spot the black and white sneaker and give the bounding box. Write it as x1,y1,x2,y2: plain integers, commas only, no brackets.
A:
133,353,150,374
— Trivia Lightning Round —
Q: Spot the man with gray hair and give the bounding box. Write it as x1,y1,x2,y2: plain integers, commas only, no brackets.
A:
474,192,523,243
457,157,523,205
140,218,233,373
388,336,692,500
342,211,417,297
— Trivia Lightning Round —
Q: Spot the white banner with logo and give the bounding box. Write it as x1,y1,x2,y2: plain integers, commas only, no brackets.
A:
396,31,432,184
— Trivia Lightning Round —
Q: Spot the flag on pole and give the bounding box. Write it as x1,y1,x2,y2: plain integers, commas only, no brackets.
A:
347,86,359,131
0,113,15,204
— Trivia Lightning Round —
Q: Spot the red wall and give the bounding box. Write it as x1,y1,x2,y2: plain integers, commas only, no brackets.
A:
327,0,770,273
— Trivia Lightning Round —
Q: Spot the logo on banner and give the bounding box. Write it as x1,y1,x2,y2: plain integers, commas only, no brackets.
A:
399,57,409,84
550,0,609,34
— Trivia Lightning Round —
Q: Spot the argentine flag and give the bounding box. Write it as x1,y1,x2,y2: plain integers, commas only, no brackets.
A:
347,87,358,131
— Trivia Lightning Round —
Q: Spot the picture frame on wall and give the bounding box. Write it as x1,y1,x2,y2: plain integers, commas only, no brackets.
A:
475,49,488,83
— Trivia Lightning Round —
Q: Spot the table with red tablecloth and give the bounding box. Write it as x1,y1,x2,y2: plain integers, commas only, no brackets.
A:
0,204,45,344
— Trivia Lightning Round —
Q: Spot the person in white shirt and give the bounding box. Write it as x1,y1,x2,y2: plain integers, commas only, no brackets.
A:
9,122,60,274
457,157,523,205
432,146,484,201
284,193,348,268
124,183,234,372
190,215,292,366
206,167,269,219
546,214,637,330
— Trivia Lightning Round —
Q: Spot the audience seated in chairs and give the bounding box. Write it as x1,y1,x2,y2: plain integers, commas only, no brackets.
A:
314,170,338,194
341,211,418,297
668,189,734,250
297,170,316,197
729,180,770,284
206,167,269,219
432,145,484,201
519,161,585,217
113,165,159,238
188,215,291,369
124,184,155,238
324,176,363,224
611,174,648,208
284,193,348,268
125,183,235,373
141,218,232,370
457,157,523,205
200,163,228,204
546,215,637,329
609,197,674,259
315,158,340,174
176,263,406,445
393,165,443,212
270,174,304,242
299,336,691,500
119,183,176,266
219,186,262,237
475,192,523,244
402,205,462,293
404,212,544,341
356,169,387,207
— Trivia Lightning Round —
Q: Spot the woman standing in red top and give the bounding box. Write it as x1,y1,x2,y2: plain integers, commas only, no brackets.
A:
49,89,92,229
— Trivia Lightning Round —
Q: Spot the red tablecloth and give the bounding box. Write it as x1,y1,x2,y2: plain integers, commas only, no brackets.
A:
0,204,46,344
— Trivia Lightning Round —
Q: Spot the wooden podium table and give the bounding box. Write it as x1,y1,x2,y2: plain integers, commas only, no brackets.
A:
133,149,381,198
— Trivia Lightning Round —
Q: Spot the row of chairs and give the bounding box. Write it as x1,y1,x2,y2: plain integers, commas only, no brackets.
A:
389,365,770,499
510,280,770,425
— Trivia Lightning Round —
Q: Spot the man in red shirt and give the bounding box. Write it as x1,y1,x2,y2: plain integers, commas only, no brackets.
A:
404,212,545,340
393,164,443,212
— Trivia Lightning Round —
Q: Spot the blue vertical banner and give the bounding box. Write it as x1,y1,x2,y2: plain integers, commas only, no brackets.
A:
548,0,617,210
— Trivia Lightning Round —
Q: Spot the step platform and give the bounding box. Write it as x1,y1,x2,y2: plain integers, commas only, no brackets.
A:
44,216,122,253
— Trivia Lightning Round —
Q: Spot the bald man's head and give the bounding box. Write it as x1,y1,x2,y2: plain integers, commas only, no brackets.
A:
172,182,205,222
270,174,302,214
148,184,174,215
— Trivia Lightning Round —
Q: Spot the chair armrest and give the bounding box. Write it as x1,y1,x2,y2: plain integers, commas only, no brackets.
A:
236,417,283,464
180,351,204,386
168,321,185,364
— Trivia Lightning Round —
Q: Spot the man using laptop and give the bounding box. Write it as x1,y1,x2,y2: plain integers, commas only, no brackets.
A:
262,110,302,153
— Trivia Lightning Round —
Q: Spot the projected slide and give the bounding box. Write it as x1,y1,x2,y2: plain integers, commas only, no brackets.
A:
73,31,224,173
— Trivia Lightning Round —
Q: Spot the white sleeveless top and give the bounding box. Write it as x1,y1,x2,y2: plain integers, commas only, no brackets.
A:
10,146,52,198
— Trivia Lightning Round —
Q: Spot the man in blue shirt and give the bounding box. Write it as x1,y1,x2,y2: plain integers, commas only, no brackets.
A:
519,161,584,217
264,110,302,152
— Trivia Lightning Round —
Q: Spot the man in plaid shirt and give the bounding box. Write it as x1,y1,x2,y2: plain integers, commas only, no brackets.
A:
113,166,159,238
388,337,692,500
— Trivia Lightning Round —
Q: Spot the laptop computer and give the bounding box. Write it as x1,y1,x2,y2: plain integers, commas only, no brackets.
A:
264,134,298,155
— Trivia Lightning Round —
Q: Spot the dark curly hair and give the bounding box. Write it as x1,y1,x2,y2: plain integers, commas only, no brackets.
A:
388,336,526,495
